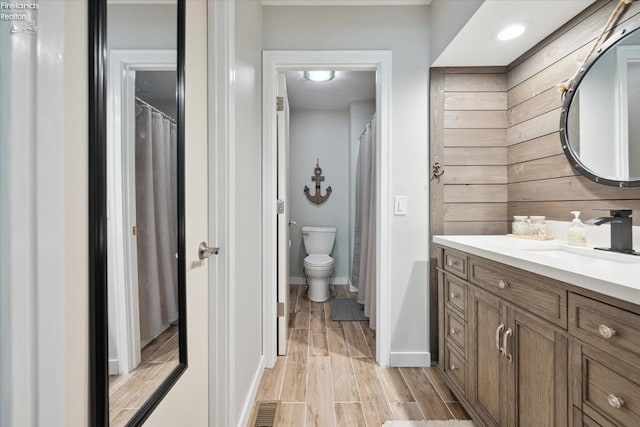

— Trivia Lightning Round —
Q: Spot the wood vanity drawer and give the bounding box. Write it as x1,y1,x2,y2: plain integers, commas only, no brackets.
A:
445,309,466,353
573,406,605,427
569,293,640,359
469,256,567,328
443,343,466,397
580,345,640,426
444,248,468,280
444,274,467,318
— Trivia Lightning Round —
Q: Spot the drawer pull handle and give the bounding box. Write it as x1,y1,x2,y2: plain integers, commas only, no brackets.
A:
495,323,505,353
450,364,458,371
598,324,617,339
502,328,513,362
607,394,624,409
450,291,459,299
447,259,459,267
498,280,508,289
450,328,458,335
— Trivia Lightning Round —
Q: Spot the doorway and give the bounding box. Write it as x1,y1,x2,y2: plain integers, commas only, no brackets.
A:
262,50,392,368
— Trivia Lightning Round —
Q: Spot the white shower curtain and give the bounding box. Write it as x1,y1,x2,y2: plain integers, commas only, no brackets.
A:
352,114,377,329
135,102,179,344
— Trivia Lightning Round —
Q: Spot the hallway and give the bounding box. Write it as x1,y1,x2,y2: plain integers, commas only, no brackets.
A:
253,285,470,426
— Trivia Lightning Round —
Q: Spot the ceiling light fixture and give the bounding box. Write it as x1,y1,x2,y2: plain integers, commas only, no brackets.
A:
304,71,335,82
497,23,526,41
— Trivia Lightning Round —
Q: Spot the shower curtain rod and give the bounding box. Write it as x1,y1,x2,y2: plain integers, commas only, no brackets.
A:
135,96,177,124
359,112,377,138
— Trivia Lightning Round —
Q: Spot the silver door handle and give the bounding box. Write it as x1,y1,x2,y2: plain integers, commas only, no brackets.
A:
198,242,219,259
289,220,296,226
495,323,504,353
502,328,513,362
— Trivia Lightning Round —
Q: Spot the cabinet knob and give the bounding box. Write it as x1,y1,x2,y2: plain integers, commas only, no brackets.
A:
450,364,458,371
450,292,459,299
450,328,458,335
447,259,457,267
598,324,616,339
498,280,508,289
607,394,624,409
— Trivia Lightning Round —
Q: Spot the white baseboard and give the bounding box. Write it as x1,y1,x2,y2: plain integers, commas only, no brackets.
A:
290,276,350,285
389,351,431,367
236,355,266,427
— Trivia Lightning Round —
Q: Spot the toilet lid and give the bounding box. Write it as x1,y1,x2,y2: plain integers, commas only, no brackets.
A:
304,254,334,267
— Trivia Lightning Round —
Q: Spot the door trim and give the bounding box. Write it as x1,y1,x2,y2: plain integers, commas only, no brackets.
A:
262,50,393,367
208,1,236,426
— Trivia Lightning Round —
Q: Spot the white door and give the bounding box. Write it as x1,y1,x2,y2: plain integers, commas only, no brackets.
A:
277,73,291,355
144,2,209,425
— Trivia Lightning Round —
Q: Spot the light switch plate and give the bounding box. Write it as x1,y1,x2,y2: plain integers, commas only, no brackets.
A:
394,195,407,215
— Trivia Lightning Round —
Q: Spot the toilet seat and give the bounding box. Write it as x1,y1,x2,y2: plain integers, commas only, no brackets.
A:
304,254,334,267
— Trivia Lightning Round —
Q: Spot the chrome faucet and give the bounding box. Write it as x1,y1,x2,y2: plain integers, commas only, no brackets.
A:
585,209,638,255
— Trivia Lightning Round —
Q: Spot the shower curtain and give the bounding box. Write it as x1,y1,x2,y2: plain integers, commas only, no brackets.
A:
135,101,179,344
352,114,377,329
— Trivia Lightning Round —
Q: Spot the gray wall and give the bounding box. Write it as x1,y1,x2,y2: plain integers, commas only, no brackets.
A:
429,0,483,65
289,109,350,282
108,4,177,50
234,0,264,424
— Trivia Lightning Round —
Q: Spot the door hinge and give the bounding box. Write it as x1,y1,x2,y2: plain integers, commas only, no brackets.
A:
277,302,285,317
132,226,137,236
276,96,284,112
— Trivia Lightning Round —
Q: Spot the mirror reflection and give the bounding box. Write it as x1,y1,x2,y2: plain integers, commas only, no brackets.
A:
105,1,180,425
566,28,640,182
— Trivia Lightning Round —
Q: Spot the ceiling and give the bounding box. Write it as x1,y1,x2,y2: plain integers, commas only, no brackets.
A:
432,0,596,67
285,71,375,110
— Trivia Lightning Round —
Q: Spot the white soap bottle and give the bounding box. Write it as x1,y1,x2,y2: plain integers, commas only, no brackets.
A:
567,211,587,247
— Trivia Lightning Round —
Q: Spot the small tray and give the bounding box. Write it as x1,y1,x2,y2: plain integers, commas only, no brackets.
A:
506,234,554,241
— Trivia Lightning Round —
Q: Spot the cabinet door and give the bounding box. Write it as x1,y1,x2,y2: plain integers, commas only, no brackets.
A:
469,287,507,427
506,307,568,427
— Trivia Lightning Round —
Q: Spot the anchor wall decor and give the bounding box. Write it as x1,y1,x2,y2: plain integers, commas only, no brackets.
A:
304,159,332,205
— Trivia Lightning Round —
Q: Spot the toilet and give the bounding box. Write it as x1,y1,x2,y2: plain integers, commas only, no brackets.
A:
302,226,336,302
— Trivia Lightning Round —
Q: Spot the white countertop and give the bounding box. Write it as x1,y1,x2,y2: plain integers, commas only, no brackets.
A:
433,235,640,306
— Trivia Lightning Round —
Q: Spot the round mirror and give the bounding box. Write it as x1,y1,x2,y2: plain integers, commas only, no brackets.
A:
561,22,640,187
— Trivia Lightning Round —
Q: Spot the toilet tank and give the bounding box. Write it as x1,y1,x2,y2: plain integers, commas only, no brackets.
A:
302,226,336,255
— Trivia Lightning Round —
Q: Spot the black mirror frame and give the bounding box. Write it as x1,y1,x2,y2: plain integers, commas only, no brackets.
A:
88,1,187,426
560,18,640,188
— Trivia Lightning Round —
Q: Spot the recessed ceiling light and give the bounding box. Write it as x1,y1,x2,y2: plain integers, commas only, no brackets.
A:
497,24,526,41
304,71,335,82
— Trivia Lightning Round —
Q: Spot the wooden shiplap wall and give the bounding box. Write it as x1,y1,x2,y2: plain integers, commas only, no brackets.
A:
431,68,509,235
506,0,640,225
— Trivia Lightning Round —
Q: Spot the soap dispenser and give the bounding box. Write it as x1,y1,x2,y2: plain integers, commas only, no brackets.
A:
567,211,587,247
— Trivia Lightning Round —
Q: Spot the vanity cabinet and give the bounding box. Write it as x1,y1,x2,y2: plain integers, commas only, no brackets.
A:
568,294,640,426
436,244,640,427
466,282,568,427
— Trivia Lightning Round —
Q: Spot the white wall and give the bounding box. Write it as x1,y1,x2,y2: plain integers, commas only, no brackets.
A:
263,5,432,363
289,109,350,282
233,1,265,425
430,0,483,65
0,2,88,426
348,101,376,280
578,50,617,177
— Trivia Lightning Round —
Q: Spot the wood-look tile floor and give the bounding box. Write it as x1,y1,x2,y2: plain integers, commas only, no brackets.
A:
108,325,180,426
254,285,470,427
